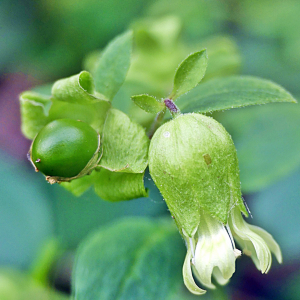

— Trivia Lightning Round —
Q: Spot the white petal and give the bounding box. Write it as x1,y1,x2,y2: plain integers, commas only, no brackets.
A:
248,224,282,264
183,248,206,295
234,234,264,271
229,207,280,273
193,211,236,288
213,267,230,286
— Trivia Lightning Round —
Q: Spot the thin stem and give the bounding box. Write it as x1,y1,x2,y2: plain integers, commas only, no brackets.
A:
147,108,166,139
147,98,181,138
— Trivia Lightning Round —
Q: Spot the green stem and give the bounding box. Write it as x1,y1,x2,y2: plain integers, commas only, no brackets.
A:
147,108,166,139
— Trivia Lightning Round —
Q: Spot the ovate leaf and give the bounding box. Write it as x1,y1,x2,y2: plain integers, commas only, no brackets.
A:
72,218,188,300
169,50,208,100
93,31,133,101
100,109,149,173
94,169,148,201
52,71,106,104
19,91,52,139
131,94,165,114
177,75,297,113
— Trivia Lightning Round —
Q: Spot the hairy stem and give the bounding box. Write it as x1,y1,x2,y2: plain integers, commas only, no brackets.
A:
147,108,166,139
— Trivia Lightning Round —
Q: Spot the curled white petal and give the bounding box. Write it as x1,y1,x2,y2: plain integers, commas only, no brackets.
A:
229,207,281,273
183,248,206,295
248,224,282,264
212,267,230,286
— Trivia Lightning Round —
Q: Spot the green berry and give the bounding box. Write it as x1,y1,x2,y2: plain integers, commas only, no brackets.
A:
30,119,100,181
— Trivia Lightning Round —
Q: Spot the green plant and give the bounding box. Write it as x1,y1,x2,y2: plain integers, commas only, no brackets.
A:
20,28,297,299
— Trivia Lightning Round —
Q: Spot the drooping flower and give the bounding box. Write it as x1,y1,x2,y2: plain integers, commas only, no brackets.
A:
149,113,282,295
182,206,282,295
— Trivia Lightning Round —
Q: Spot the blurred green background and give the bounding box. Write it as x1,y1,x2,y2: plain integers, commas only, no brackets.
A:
1,0,300,299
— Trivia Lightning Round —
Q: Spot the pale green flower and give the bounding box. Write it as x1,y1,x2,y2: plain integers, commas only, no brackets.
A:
148,113,282,295
183,206,282,295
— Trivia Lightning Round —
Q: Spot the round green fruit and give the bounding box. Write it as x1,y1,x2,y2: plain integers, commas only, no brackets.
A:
30,119,100,182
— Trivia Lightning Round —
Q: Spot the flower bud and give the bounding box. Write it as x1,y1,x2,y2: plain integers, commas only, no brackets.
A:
149,113,247,237
29,119,100,184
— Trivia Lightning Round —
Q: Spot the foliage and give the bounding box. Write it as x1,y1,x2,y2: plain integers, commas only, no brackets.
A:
2,1,300,299
17,23,298,298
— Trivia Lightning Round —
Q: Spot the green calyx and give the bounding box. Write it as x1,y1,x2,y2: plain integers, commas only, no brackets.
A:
149,113,247,237
29,119,101,184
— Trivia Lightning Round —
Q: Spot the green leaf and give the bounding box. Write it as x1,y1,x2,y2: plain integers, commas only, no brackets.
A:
52,71,106,104
72,218,189,300
177,75,297,114
170,50,208,100
217,103,300,192
49,100,111,134
19,91,52,139
94,169,148,201
20,89,111,140
131,94,165,114
51,175,167,250
60,171,97,197
100,109,149,173
93,31,133,101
